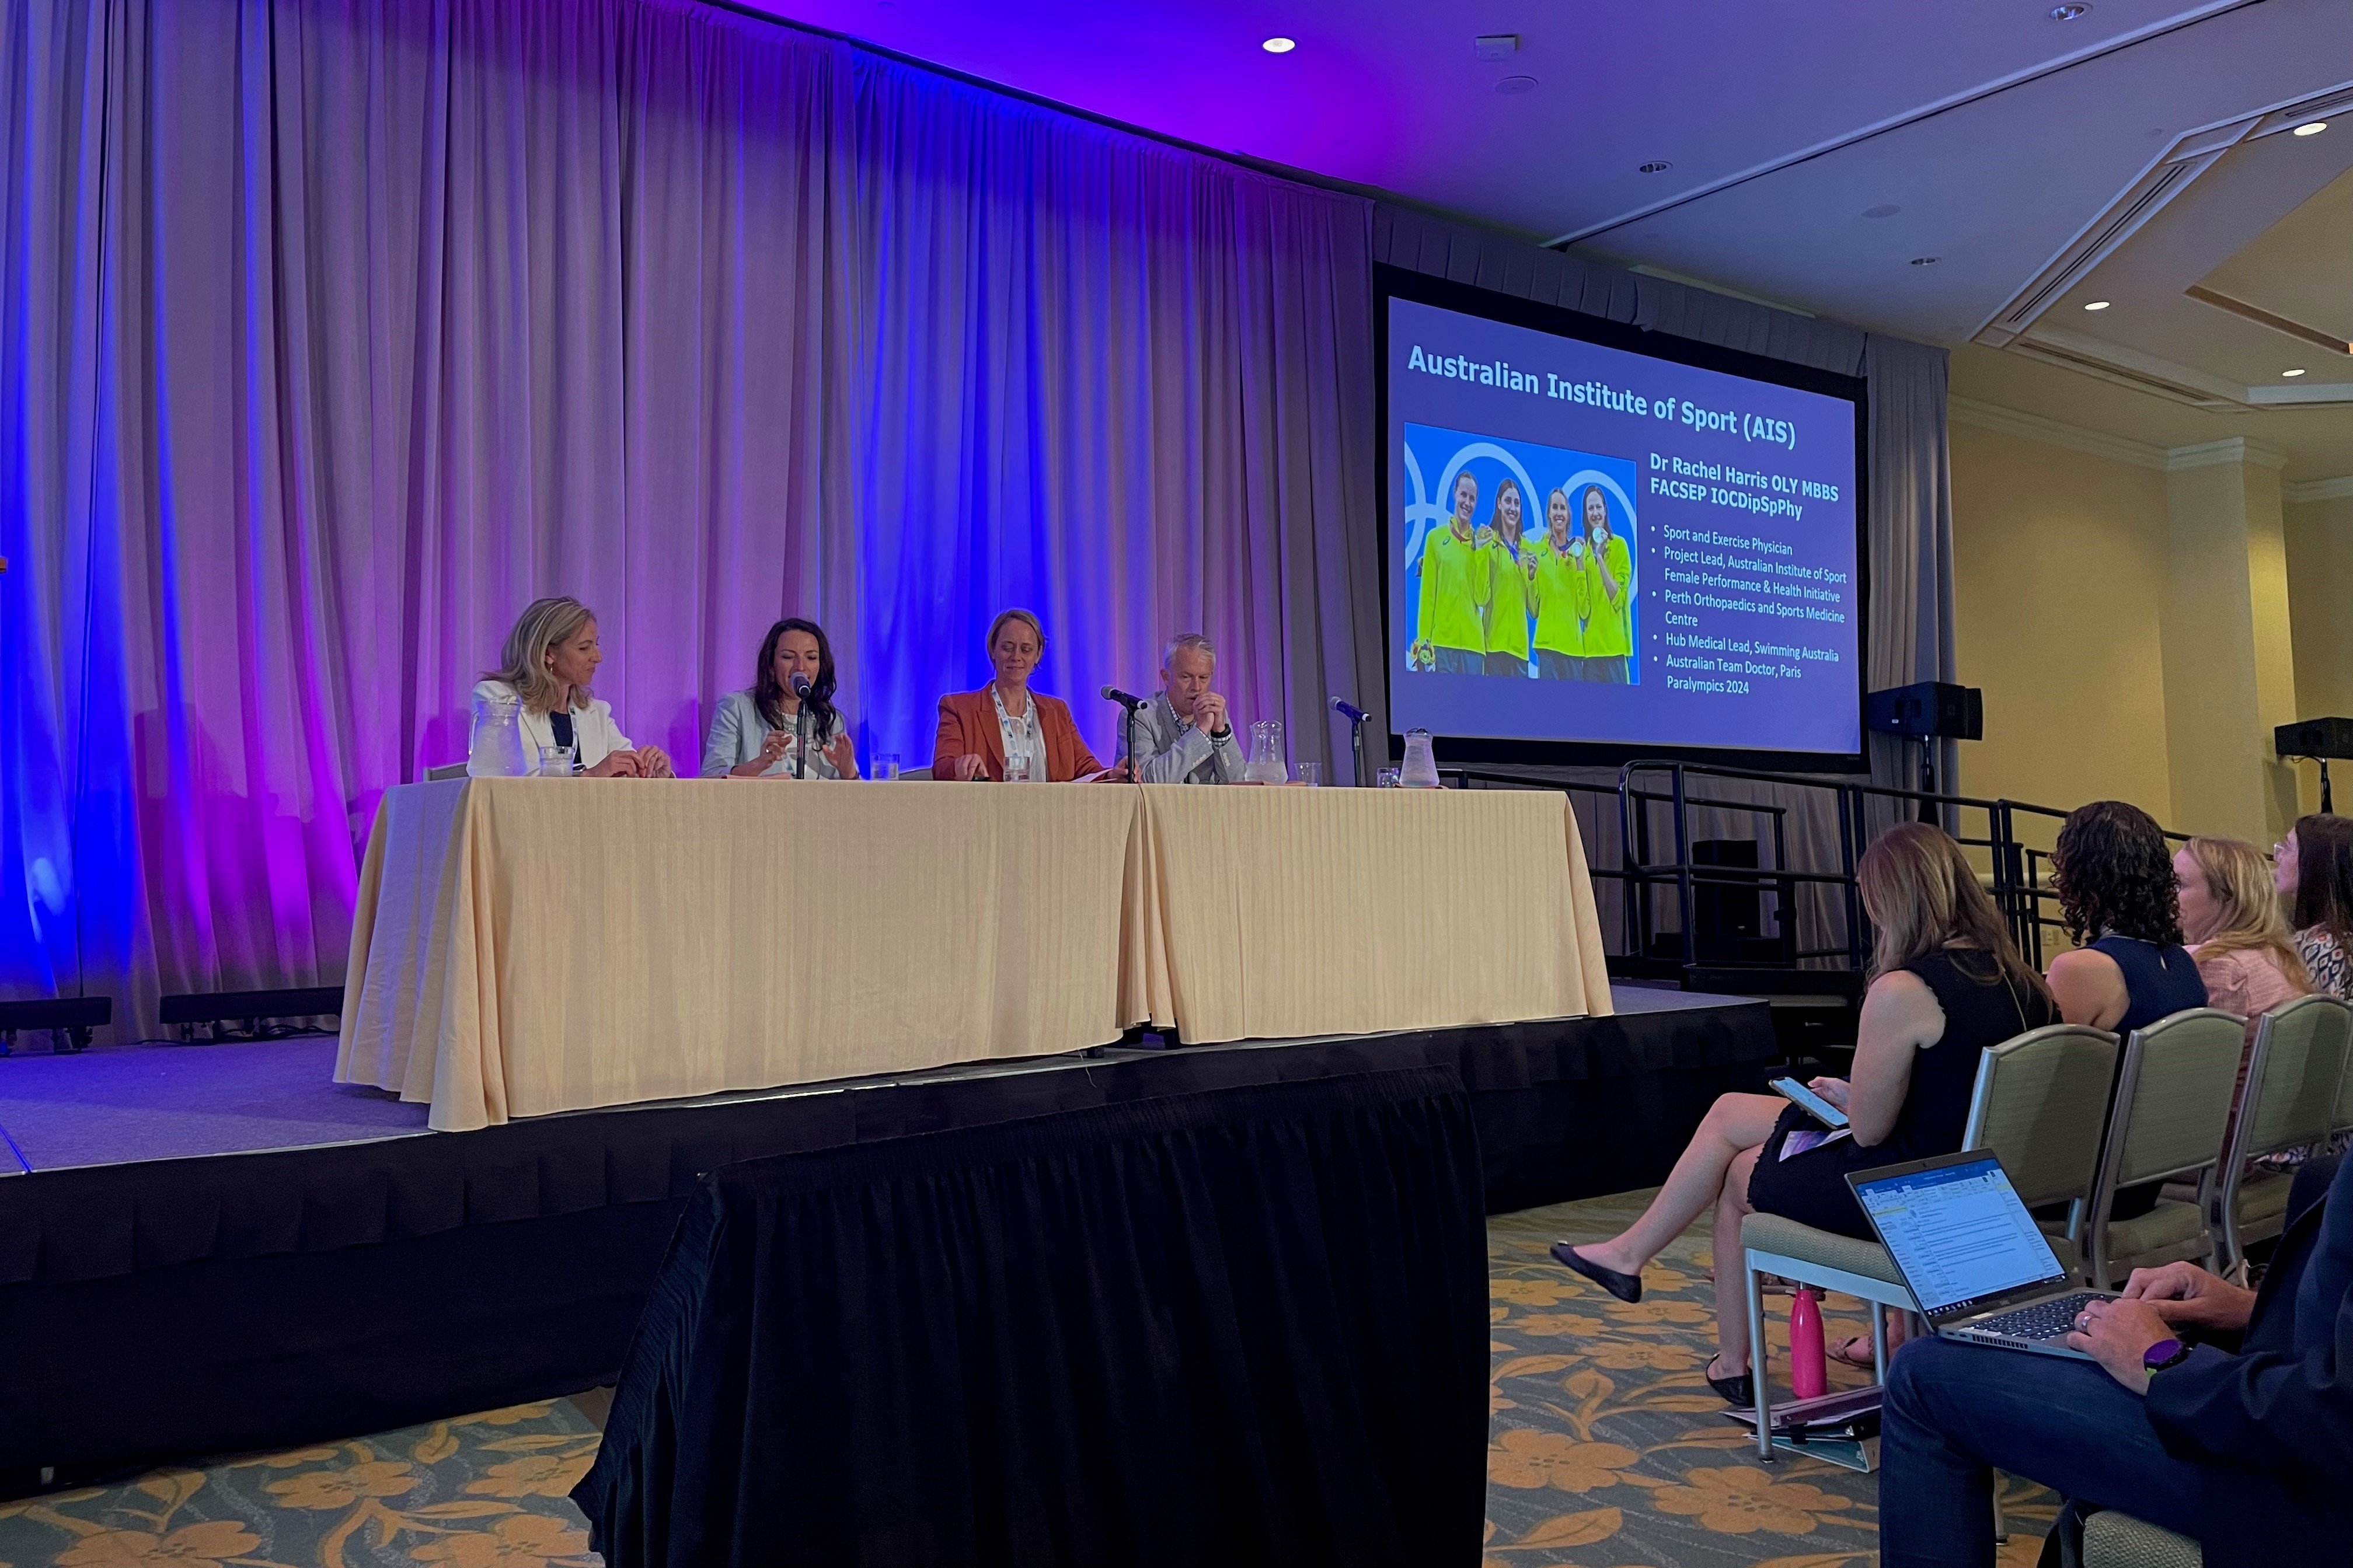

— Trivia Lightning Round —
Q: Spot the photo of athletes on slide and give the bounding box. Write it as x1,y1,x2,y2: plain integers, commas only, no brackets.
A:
1400,422,1639,684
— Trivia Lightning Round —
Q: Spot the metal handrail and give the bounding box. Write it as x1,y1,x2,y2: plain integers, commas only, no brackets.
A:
1428,758,2195,980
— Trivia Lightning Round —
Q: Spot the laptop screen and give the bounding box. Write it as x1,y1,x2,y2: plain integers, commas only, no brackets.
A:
1850,1154,2069,1317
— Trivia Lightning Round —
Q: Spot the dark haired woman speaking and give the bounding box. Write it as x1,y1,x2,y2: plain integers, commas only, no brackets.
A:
701,618,859,779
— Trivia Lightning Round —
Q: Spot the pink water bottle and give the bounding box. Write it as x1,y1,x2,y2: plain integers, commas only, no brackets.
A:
1789,1286,1827,1400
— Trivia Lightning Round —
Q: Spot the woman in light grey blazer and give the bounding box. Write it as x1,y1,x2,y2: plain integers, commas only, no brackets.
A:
702,618,859,779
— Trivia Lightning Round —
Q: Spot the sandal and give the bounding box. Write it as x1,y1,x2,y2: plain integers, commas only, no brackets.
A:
1830,1335,1878,1371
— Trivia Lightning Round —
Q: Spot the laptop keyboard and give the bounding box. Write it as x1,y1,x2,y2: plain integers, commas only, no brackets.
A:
1969,1292,2107,1342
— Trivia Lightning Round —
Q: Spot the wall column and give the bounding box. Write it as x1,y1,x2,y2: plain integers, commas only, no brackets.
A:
2157,438,2295,840
2285,486,2353,815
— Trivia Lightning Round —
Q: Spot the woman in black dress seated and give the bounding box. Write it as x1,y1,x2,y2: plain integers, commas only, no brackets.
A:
1552,823,2056,1404
2042,799,2206,1220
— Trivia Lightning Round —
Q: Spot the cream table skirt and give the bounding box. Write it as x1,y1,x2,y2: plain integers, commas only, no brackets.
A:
336,778,1612,1130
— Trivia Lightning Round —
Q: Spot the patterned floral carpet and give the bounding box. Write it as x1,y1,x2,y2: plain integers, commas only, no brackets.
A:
0,1187,2058,1568
0,1402,601,1568
1486,1187,2058,1568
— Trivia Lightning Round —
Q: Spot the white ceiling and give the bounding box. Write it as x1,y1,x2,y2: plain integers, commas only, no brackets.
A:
754,0,2353,479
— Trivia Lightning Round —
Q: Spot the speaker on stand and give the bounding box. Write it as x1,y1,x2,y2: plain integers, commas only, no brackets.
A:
1866,682,1983,822
2277,718,2353,815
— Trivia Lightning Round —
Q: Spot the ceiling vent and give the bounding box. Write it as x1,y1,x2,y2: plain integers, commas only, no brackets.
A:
2006,338,2243,410
1984,161,2204,340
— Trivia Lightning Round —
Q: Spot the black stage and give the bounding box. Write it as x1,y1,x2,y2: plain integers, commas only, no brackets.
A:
0,985,1773,1475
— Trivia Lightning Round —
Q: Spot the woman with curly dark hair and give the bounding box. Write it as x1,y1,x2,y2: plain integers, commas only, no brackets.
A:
2046,799,2206,1033
2047,799,2206,1220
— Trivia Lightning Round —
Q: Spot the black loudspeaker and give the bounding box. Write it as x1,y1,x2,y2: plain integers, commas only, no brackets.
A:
2276,718,2353,762
1867,682,1983,741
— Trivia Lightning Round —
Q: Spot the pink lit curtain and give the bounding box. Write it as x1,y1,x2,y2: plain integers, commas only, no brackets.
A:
1,0,1378,1037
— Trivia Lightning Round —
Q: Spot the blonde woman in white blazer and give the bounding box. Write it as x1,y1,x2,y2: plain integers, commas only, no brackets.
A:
475,596,674,778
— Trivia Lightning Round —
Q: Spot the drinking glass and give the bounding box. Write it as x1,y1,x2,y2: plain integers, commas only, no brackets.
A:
1005,752,1031,783
1295,760,1321,787
536,743,576,777
1376,767,1402,788
875,753,901,781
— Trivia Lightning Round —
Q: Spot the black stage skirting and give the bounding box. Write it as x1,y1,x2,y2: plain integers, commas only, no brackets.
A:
0,990,1772,1473
578,1067,1491,1568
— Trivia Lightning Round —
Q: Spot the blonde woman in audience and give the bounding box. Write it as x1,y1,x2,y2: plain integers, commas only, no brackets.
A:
2174,835,2310,1047
2275,814,2353,1000
477,596,673,778
1550,823,2055,1406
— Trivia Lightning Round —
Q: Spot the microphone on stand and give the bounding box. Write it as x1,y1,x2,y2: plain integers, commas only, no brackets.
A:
790,672,814,777
1331,696,1374,788
1100,686,1148,785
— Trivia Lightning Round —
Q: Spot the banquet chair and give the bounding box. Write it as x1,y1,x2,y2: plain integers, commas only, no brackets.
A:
2214,995,2352,1274
2081,1010,2246,1290
1740,1023,2120,1459
2333,1011,2353,1140
2082,1510,2202,1567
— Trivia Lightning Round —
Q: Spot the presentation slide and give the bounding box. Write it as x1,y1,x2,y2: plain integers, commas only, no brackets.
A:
1385,290,1863,760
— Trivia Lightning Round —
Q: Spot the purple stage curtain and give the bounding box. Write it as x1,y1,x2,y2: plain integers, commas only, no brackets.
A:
1,0,1377,1038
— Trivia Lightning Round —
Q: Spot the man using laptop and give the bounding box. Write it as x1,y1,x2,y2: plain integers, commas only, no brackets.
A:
1877,1152,2353,1567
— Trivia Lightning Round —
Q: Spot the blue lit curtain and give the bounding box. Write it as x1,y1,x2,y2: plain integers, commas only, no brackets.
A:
1,0,1377,1036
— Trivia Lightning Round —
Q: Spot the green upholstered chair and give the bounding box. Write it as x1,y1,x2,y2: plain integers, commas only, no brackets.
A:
2083,1010,2246,1290
1739,1022,2120,1459
2215,994,2352,1273
2080,1510,2202,1568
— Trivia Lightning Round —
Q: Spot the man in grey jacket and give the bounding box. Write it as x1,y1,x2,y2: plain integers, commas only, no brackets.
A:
1115,633,1242,784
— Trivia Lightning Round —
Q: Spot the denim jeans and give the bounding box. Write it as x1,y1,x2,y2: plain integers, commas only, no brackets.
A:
1535,649,1575,680
1432,645,1480,675
1880,1338,2208,1568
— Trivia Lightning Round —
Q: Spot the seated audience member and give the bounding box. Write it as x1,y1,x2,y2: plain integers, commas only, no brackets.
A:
2275,813,2353,1000
476,596,672,778
933,609,1117,783
1550,823,2056,1404
1878,1151,2353,1568
702,617,858,780
1115,633,1240,784
2174,835,2310,1043
2046,801,2206,1217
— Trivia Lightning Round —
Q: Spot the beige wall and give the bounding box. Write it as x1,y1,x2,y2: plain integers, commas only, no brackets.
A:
1949,422,2176,822
2286,494,2353,815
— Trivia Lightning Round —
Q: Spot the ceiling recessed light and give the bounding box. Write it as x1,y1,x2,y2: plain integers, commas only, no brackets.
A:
2282,368,2307,378
1638,160,1672,174
1862,204,1901,219
1495,75,1539,96
2292,121,2329,137
1910,256,1940,266
2048,3,2090,19
1260,36,1296,53
2083,299,2111,310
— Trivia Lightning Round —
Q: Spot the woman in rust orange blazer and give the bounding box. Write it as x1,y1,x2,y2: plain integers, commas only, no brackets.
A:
932,607,1117,782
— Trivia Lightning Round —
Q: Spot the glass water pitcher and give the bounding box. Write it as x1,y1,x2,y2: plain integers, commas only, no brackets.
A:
1244,719,1288,784
466,690,528,778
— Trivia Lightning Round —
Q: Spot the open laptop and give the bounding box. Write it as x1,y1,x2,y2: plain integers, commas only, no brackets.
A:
1846,1150,2115,1359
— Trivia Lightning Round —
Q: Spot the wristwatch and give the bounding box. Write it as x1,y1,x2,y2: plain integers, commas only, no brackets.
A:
2142,1337,2190,1374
